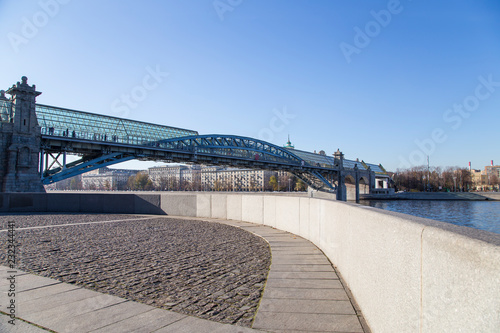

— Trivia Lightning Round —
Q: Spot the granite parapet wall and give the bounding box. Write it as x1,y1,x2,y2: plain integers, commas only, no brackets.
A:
191,193,500,333
1,192,499,332
0,192,165,214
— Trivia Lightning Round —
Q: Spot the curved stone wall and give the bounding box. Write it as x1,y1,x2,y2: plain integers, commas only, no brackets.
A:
185,193,500,333
2,191,499,332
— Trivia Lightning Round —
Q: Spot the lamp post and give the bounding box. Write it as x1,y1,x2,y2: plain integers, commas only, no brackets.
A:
427,155,430,192
459,172,462,192
453,176,457,192
288,178,292,192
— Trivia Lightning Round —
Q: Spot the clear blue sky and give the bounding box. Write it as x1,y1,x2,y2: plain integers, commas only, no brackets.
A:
1,0,499,171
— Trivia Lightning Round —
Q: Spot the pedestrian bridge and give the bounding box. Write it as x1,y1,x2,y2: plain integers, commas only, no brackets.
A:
35,103,346,192
0,77,385,199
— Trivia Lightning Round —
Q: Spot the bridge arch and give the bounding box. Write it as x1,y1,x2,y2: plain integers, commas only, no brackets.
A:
154,134,304,166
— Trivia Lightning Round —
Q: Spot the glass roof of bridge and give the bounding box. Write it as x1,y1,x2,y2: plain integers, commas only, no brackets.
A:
35,104,198,145
287,148,337,168
344,159,367,170
364,162,386,174
285,147,379,171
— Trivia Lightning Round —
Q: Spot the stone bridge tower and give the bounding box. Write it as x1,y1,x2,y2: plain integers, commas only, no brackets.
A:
0,77,45,192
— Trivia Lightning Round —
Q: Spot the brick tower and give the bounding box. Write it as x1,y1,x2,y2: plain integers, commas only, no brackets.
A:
0,76,45,192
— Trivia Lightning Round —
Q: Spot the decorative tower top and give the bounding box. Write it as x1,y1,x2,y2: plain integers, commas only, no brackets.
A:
0,90,8,101
283,134,295,149
5,76,42,133
7,76,41,98
333,148,344,168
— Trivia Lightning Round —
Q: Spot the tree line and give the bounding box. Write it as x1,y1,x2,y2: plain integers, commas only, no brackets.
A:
391,166,493,192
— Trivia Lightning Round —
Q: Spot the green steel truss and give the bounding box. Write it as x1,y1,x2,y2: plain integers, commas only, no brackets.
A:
154,135,304,166
41,135,339,192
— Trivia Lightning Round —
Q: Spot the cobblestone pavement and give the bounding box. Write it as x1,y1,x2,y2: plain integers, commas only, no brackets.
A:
0,214,271,327
0,213,140,230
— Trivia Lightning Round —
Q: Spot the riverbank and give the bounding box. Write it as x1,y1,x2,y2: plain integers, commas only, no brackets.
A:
358,200,500,234
360,192,500,201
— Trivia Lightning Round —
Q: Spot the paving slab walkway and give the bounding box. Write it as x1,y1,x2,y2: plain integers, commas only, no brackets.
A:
214,219,367,333
0,216,368,333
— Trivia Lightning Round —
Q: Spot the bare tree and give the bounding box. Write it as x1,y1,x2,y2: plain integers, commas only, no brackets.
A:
394,166,471,192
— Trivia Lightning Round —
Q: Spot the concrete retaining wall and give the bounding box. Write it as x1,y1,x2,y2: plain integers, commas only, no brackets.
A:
478,192,500,200
2,192,499,332
0,192,166,214
186,193,500,333
362,191,500,201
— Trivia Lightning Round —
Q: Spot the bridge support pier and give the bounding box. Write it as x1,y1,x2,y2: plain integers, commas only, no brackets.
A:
354,164,360,203
0,77,45,192
334,149,346,201
39,148,44,178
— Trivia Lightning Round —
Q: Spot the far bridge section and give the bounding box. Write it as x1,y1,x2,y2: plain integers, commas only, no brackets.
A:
1,77,384,200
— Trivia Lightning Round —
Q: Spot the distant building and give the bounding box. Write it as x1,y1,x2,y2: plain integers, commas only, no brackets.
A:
485,165,500,177
471,162,500,191
81,167,139,190
471,169,485,189
148,165,278,192
362,161,390,190
44,174,82,191
148,165,201,191
201,167,276,192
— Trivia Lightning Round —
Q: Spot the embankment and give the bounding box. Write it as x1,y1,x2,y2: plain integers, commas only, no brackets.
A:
1,191,499,332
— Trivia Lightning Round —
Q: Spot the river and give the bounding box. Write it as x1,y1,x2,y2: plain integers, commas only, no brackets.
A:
358,200,500,234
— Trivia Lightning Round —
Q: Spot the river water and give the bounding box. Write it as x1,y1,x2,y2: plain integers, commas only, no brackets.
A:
358,200,500,234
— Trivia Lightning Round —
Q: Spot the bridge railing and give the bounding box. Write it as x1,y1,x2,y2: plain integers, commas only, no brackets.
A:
40,125,156,146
